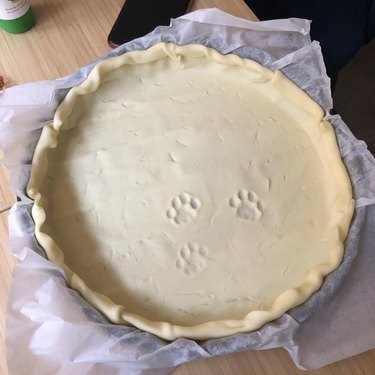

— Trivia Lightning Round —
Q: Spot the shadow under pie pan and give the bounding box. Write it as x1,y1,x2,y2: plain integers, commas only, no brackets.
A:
26,42,355,341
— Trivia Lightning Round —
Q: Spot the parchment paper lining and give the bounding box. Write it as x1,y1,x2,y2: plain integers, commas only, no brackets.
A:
1,9,375,375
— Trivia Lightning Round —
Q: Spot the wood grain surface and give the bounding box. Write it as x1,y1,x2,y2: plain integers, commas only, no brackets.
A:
0,1,374,374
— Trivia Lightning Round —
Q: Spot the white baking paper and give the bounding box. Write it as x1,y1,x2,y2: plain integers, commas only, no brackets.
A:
2,8,375,375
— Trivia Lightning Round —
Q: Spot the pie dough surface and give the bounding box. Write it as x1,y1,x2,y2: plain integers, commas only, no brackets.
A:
28,43,354,340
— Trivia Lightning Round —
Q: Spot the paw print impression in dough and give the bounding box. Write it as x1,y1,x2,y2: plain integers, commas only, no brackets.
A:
230,189,264,221
167,192,201,225
176,242,209,276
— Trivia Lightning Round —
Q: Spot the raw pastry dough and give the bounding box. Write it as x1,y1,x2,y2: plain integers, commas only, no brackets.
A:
28,43,354,340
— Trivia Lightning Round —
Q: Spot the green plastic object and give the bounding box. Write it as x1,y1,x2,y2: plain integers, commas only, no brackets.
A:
0,1,35,34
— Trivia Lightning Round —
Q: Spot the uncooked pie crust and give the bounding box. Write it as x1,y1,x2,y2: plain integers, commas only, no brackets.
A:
27,43,354,340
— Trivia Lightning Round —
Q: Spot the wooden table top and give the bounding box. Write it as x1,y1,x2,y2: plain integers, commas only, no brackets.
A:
0,1,374,374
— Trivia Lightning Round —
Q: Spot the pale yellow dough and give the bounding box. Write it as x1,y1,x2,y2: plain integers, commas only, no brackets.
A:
28,43,354,340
